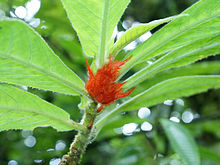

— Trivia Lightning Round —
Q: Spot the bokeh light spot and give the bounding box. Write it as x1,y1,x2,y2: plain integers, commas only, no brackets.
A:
34,160,43,164
122,123,138,135
138,107,151,119
164,100,173,106
139,31,152,42
170,116,180,123
15,6,27,19
176,98,184,106
124,41,137,51
49,158,61,165
55,140,66,151
141,122,153,131
24,135,36,147
8,160,18,165
182,111,194,123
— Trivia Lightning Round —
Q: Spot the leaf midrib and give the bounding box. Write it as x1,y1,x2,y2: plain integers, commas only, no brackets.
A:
96,0,110,68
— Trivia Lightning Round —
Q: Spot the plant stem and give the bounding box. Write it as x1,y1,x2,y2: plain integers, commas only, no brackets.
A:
59,102,97,165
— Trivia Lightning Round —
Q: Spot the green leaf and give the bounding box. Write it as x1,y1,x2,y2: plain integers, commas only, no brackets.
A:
199,120,220,134
0,19,86,96
123,35,220,90
110,14,188,57
0,84,87,132
119,0,220,77
61,0,131,68
121,76,220,111
95,76,220,128
160,119,200,165
142,16,220,62
136,61,220,92
199,146,220,164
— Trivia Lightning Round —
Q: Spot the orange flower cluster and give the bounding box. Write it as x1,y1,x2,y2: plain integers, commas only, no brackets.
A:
85,56,135,112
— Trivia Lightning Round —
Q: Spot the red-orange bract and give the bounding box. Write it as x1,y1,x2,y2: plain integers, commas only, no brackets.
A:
85,56,135,112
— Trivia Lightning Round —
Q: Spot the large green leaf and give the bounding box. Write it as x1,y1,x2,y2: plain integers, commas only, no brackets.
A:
110,14,188,57
0,19,86,96
132,61,220,95
123,35,220,90
161,119,200,165
95,76,220,128
120,76,220,111
61,0,130,68
142,16,220,62
119,0,220,77
0,84,87,132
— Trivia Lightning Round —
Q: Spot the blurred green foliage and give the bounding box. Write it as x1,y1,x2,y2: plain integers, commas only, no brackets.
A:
0,0,219,165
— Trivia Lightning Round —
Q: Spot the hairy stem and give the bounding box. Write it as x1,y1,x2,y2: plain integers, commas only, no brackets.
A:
59,102,97,165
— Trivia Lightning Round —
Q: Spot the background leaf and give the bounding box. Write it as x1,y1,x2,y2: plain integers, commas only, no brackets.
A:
0,19,86,96
199,146,220,164
61,0,131,68
160,119,200,165
0,84,86,132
